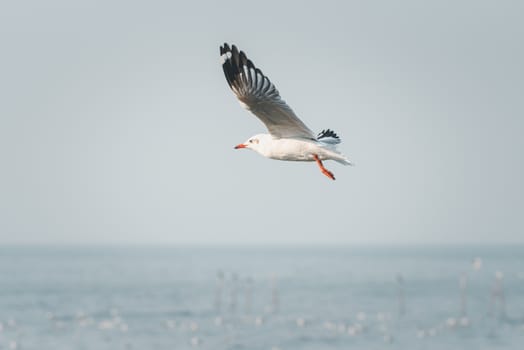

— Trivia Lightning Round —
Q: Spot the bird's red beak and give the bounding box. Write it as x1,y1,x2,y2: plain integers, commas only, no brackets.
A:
234,144,247,149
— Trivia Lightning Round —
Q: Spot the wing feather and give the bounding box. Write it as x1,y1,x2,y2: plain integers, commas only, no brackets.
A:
220,43,315,140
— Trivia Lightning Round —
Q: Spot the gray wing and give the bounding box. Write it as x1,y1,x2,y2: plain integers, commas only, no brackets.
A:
220,43,316,140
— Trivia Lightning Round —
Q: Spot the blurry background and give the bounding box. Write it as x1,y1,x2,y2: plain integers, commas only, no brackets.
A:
1,0,523,245
1,245,523,350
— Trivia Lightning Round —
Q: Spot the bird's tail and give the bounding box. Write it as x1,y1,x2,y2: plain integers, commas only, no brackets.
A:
322,148,353,166
334,156,353,166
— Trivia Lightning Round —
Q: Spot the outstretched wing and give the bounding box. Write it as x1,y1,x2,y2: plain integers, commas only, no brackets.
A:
220,43,316,140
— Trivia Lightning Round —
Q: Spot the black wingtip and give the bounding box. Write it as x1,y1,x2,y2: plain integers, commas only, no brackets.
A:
317,129,340,140
219,43,272,98
239,51,248,66
220,43,254,89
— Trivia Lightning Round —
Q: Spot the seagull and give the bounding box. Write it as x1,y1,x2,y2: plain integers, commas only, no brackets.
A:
220,43,352,180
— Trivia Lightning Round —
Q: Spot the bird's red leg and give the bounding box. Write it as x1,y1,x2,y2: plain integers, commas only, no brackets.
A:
313,154,335,180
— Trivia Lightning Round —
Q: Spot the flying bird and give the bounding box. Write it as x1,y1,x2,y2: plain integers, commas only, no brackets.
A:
219,43,352,180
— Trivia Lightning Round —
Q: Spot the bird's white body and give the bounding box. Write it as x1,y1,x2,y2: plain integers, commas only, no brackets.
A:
243,133,351,164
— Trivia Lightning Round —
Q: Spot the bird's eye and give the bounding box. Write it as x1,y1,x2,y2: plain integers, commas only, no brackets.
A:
249,140,253,143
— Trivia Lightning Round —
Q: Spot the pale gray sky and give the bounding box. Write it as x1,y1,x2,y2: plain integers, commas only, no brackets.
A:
1,0,523,244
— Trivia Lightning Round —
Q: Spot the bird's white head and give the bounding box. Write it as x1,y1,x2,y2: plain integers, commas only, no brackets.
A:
234,133,270,153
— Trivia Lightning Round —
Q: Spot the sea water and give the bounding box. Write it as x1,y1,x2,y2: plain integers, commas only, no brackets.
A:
0,245,523,349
